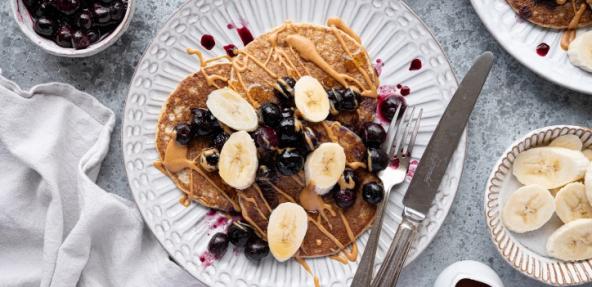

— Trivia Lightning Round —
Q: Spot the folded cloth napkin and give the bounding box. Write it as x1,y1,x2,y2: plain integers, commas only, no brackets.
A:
0,74,201,287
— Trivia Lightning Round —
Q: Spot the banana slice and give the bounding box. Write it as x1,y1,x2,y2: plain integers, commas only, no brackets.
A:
206,87,258,131
549,134,583,151
555,182,592,224
513,147,590,189
267,202,308,262
304,143,347,195
502,185,555,233
547,218,592,261
583,149,592,161
585,164,592,206
294,76,330,122
218,131,258,190
567,30,592,73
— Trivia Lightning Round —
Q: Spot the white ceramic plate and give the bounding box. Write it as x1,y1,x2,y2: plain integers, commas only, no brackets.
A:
122,0,464,286
471,0,592,95
485,125,592,286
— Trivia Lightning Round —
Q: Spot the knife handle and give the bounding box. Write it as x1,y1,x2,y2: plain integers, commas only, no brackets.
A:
371,209,421,287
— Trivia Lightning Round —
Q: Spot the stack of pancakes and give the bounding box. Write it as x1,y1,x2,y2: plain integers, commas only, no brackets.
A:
507,0,592,29
155,22,380,258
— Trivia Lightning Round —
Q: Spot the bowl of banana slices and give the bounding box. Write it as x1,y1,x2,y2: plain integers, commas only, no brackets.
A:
485,125,592,286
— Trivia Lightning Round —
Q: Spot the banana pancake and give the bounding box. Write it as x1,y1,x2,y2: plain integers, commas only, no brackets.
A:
228,20,379,132
507,0,592,29
238,121,378,258
155,63,240,212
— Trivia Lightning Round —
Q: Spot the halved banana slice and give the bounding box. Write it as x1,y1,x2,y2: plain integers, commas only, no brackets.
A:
502,185,555,233
567,30,592,73
218,131,258,190
549,134,583,151
267,202,308,262
512,147,590,189
555,182,592,224
547,218,592,261
585,164,592,206
583,149,592,161
304,143,346,195
294,76,330,122
206,87,258,131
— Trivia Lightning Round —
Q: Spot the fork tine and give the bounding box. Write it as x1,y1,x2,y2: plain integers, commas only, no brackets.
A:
384,104,405,157
403,108,423,157
393,106,416,160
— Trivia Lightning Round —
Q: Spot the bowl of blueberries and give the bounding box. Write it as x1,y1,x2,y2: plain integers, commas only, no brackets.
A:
11,0,135,57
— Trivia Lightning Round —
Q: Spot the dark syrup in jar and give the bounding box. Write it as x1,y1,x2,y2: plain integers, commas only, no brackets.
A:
536,43,550,57
456,279,491,287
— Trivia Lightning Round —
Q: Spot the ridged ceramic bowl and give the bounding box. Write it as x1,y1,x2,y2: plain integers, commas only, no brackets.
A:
11,0,135,58
485,125,592,286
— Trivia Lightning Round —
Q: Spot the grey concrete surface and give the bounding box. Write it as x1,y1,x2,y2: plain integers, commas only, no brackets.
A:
1,0,591,286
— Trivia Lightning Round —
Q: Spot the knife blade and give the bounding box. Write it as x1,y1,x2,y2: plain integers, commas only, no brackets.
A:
403,52,494,215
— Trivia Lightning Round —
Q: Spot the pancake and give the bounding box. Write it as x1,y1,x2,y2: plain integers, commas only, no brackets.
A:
238,121,378,258
228,21,379,132
507,0,592,29
155,63,240,212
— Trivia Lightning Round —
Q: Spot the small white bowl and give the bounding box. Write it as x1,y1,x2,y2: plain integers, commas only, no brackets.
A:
10,0,135,58
434,260,503,287
485,125,592,286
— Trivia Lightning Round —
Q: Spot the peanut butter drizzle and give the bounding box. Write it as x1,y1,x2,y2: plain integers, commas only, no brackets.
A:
295,256,320,287
291,174,305,186
347,161,367,170
179,195,191,207
561,3,588,50
187,48,230,88
156,140,240,211
253,183,273,212
338,210,358,261
300,183,336,229
239,194,268,220
329,253,349,265
320,121,339,142
327,18,377,96
269,181,297,202
308,216,345,249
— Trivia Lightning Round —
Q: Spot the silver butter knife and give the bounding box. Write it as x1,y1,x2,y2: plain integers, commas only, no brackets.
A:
370,52,494,287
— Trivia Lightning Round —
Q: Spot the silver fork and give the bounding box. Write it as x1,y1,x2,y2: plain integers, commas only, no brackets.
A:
351,106,423,287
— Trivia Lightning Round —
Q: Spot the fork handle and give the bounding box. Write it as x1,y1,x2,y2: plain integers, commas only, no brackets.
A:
371,211,420,287
350,197,389,286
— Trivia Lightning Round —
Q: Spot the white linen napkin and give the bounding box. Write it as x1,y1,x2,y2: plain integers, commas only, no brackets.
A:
0,74,201,287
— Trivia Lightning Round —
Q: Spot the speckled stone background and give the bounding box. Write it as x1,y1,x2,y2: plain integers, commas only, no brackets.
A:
1,0,591,286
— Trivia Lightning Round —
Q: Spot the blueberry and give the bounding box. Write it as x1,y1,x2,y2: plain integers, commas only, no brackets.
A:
100,0,115,4
339,168,358,190
280,107,294,118
362,182,384,205
92,3,111,25
191,108,219,136
86,29,100,43
71,30,91,49
110,1,125,22
33,1,55,18
278,117,299,147
380,96,406,122
175,123,193,145
276,149,304,176
54,25,73,48
327,89,343,115
367,147,389,172
362,123,386,147
244,237,269,261
199,148,220,172
227,221,254,247
274,76,296,103
207,233,229,259
340,88,359,111
332,186,355,209
53,0,80,15
256,165,276,181
33,17,55,37
76,9,93,30
211,132,229,150
254,126,279,150
260,102,282,128
302,127,318,152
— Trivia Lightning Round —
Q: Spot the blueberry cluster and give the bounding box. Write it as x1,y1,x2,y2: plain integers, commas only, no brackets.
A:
23,0,128,49
208,221,269,261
